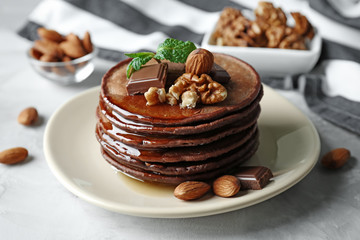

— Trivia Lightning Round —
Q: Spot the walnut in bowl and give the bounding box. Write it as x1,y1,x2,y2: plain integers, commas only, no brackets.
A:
201,3,321,76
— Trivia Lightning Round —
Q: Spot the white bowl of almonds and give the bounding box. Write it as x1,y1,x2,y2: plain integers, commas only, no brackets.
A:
201,2,322,76
28,28,97,84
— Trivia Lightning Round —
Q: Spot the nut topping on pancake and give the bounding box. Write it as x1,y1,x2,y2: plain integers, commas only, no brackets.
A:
185,48,214,75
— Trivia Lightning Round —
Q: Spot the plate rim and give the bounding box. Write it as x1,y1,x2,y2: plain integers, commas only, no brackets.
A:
44,85,320,218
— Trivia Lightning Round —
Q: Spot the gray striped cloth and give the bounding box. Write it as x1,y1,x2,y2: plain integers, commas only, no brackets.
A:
18,0,360,135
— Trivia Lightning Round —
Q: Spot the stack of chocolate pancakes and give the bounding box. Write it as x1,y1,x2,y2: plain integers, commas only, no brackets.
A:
96,53,263,185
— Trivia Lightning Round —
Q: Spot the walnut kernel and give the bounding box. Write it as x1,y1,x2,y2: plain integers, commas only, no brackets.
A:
180,90,199,109
144,87,166,106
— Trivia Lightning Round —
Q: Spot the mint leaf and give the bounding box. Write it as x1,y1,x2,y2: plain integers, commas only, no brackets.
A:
125,52,155,78
154,38,196,63
125,52,155,59
124,38,196,78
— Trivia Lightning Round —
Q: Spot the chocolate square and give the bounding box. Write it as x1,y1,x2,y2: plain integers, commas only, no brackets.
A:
235,166,273,190
126,63,168,95
209,63,231,84
166,62,185,86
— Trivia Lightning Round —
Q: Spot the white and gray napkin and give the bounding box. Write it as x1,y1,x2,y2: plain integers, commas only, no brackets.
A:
18,0,360,135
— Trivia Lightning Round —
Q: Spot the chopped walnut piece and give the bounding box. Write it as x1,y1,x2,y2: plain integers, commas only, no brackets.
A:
213,7,243,39
255,2,286,26
143,71,227,108
279,33,304,49
169,78,187,100
180,90,199,109
198,74,227,104
166,93,178,106
291,12,309,35
266,26,285,48
291,12,315,40
144,87,166,106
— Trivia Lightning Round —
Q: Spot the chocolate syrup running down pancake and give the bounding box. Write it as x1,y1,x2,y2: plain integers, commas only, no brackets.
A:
97,105,260,148
98,130,259,176
96,53,263,184
101,142,259,185
96,123,257,163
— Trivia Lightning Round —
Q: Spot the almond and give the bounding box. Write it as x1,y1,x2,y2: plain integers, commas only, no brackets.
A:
0,147,28,165
34,39,64,58
62,56,76,73
18,107,38,126
82,31,93,53
213,175,241,198
51,66,67,76
59,39,87,59
185,48,214,75
37,27,64,43
174,181,211,201
321,148,351,169
29,47,42,60
40,54,58,62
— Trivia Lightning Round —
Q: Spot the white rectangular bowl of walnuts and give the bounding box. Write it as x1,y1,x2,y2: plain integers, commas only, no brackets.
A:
201,3,322,77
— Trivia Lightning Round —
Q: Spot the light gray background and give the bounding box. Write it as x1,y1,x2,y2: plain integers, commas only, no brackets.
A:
0,1,359,239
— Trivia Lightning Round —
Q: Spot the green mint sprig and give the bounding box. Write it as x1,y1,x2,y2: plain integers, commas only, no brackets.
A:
125,38,196,78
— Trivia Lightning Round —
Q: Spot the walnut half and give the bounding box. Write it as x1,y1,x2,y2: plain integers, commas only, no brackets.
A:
144,87,166,106
169,73,227,108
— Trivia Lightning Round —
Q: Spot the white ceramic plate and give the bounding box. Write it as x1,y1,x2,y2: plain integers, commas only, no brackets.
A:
44,85,320,218
201,27,322,77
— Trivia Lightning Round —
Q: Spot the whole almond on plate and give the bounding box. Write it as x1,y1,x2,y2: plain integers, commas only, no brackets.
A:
213,175,241,198
321,148,351,169
37,27,64,43
174,181,211,201
0,147,28,165
185,48,214,75
18,107,38,126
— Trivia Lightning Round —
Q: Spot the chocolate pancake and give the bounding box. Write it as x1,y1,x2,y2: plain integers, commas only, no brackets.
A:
101,142,259,185
101,53,261,126
99,131,259,176
96,123,258,163
98,86,263,136
97,105,261,148
96,52,263,185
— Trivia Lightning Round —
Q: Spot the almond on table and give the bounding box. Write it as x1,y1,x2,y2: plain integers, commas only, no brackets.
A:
321,148,351,169
0,147,28,165
17,107,38,126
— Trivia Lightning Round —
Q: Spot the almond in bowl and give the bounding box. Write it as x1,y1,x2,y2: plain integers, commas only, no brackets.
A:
28,28,97,84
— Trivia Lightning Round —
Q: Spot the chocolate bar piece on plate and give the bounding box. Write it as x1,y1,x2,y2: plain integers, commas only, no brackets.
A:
235,166,273,190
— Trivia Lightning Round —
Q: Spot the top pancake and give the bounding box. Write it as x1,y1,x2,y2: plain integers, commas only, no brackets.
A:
101,53,261,126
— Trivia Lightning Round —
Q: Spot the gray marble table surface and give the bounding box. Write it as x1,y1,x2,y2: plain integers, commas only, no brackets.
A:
0,1,359,239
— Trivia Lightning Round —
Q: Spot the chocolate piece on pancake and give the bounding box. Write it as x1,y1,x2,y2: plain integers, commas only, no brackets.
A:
126,63,168,95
